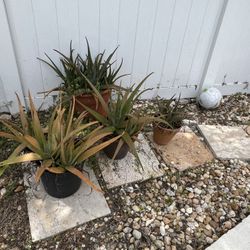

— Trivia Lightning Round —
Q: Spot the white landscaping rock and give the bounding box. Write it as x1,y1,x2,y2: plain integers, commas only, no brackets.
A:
24,164,111,242
160,222,166,236
0,188,6,197
98,134,163,189
132,229,142,240
198,88,222,109
186,207,193,214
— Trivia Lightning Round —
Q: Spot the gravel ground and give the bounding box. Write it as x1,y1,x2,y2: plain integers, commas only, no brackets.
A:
0,93,249,250
138,93,250,126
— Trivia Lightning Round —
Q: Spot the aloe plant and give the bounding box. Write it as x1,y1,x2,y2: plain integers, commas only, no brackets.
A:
76,73,165,161
0,93,121,191
155,95,185,129
38,39,126,96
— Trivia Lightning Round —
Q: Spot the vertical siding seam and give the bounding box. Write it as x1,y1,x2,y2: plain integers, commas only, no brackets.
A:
186,0,210,87
98,0,101,53
146,0,159,78
30,0,45,93
198,0,229,94
159,0,177,87
115,0,122,68
172,0,194,88
54,0,63,76
77,0,81,50
130,0,141,84
55,0,61,52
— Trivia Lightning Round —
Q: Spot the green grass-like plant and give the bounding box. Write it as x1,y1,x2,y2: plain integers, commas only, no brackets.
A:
76,73,165,161
155,95,185,129
38,39,126,96
0,93,121,191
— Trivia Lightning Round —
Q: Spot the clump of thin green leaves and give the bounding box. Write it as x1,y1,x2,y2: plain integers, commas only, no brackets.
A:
38,39,125,96
76,73,164,162
155,95,185,129
0,93,121,191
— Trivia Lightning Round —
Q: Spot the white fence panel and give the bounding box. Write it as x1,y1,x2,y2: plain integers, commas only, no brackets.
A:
116,0,140,88
0,0,24,113
78,0,100,54
130,0,158,86
5,0,59,109
155,0,225,98
204,0,250,95
0,0,249,113
57,0,80,54
143,0,176,97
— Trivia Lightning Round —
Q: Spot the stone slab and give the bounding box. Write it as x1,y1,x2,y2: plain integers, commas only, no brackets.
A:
24,165,111,242
198,125,250,160
98,134,163,189
206,215,250,250
148,129,214,171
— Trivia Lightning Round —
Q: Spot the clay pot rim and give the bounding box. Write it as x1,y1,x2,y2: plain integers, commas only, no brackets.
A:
154,122,181,132
75,88,110,98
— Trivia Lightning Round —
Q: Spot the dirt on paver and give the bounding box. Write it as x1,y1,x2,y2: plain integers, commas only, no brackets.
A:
148,131,214,171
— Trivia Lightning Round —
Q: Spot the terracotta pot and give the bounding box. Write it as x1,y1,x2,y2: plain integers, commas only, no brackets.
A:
153,124,180,145
41,170,81,198
103,136,129,160
74,89,111,116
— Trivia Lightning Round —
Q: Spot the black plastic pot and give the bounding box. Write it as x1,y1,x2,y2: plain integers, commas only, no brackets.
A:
103,137,129,160
41,170,81,198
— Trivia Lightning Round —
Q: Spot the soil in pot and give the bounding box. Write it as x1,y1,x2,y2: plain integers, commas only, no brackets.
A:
103,136,129,160
153,124,180,145
75,89,111,116
41,170,81,198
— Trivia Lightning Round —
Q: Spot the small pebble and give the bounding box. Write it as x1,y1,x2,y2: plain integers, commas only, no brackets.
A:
132,230,141,240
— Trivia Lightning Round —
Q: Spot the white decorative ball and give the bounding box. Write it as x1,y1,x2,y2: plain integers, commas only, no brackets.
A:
198,87,222,109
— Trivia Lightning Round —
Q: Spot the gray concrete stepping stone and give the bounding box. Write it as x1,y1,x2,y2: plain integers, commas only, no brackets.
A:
24,165,110,242
198,125,250,160
148,129,214,171
99,134,163,189
206,215,250,250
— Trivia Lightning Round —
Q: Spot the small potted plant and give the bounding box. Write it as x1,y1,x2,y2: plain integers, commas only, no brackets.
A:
0,93,121,198
38,39,126,115
77,73,164,161
153,95,185,145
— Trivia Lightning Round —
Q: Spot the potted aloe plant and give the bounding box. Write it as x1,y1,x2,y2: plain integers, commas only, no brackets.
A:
38,39,126,115
77,73,164,161
0,93,121,198
153,95,185,145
